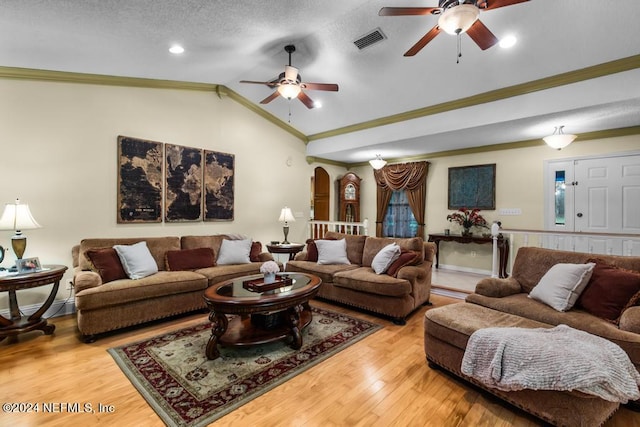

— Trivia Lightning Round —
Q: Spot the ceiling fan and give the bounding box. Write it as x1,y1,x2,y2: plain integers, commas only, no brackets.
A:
240,45,339,109
379,0,530,57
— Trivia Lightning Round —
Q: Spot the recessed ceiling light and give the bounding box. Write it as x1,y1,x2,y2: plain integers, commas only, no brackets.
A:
169,45,185,54
313,100,323,109
499,35,517,49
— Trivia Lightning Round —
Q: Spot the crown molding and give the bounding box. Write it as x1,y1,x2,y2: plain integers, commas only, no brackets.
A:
305,156,349,168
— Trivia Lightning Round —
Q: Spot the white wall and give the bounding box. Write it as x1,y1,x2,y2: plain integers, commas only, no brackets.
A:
0,78,343,306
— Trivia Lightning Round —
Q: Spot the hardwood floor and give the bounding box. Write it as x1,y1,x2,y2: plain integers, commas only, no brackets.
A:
1,295,639,426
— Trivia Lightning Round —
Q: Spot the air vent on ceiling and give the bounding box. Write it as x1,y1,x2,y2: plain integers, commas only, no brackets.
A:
353,28,386,50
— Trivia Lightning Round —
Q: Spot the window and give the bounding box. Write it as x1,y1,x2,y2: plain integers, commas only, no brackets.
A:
383,190,418,237
554,170,566,225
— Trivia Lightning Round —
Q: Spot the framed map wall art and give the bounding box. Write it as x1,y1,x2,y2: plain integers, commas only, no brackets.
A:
117,136,163,223
204,150,234,221
448,163,496,210
165,144,203,222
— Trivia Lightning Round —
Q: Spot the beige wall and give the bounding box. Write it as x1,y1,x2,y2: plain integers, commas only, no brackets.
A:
0,78,345,306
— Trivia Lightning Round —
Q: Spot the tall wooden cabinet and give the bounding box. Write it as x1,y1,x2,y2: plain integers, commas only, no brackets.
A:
338,172,361,222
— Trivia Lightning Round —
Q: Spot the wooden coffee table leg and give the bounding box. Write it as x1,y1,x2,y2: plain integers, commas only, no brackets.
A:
206,311,228,360
287,304,303,350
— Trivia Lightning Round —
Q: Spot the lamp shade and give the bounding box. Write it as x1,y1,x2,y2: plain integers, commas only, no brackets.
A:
438,4,480,35
0,199,41,231
543,126,577,150
369,155,387,170
278,207,296,223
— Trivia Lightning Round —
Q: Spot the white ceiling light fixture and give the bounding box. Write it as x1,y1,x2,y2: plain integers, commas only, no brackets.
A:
169,45,184,54
369,154,387,170
277,81,302,100
543,126,577,150
437,4,480,35
499,35,517,49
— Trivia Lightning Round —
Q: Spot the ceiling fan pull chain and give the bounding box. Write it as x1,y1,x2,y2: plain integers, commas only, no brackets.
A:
456,31,462,63
288,102,292,123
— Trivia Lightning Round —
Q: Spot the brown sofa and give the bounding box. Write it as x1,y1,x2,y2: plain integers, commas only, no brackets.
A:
424,247,640,426
285,231,436,324
72,235,275,341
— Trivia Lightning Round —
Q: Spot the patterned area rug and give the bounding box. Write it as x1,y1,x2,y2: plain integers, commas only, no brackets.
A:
108,305,382,426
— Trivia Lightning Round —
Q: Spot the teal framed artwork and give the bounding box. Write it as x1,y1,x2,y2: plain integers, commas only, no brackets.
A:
448,164,496,210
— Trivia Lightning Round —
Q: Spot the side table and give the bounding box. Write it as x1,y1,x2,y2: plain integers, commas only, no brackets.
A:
266,243,305,261
0,264,68,341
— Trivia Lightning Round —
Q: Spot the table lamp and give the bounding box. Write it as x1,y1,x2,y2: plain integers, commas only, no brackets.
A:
0,198,42,260
278,207,295,244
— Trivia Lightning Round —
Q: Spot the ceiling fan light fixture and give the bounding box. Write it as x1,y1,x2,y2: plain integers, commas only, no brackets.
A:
543,126,577,150
369,154,387,170
438,4,480,35
277,83,301,100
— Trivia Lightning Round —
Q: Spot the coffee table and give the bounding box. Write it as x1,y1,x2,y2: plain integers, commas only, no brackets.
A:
203,272,321,360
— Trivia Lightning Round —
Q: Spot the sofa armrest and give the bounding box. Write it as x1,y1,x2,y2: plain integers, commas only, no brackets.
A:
619,306,640,334
474,277,522,298
293,251,308,261
257,252,275,262
397,262,432,305
423,242,436,263
73,268,102,294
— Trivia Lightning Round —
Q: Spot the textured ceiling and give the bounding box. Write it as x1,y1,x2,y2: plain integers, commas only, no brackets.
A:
1,0,639,164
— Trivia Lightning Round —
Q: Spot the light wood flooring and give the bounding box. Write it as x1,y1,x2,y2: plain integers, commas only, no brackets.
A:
1,294,639,426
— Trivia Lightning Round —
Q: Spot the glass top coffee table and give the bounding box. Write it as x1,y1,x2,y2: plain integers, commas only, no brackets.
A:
203,272,321,360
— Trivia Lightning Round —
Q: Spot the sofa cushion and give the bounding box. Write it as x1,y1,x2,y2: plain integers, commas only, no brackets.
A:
387,249,422,277
195,263,264,285
371,243,401,274
528,262,595,311
180,235,229,256
114,241,159,280
285,260,358,284
79,236,180,271
75,271,208,311
362,236,423,267
333,267,411,297
577,260,640,322
323,232,367,265
316,239,350,265
217,238,252,265
165,247,216,271
86,247,127,283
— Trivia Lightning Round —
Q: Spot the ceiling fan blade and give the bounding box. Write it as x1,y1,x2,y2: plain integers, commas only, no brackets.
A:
404,25,442,57
480,0,530,11
466,20,499,50
298,91,316,109
284,65,299,81
240,80,279,88
379,7,441,16
259,91,280,104
300,82,339,92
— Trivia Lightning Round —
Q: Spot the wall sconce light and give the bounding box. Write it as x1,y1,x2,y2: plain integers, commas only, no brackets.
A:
369,154,387,170
543,126,577,150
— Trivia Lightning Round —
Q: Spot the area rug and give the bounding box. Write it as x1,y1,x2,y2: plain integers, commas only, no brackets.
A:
108,305,381,426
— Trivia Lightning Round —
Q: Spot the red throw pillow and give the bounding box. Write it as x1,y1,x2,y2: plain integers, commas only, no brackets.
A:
386,249,422,277
250,241,262,262
165,248,216,271
86,248,127,283
577,260,640,322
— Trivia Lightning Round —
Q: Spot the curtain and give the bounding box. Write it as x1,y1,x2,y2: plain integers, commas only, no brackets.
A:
374,161,429,238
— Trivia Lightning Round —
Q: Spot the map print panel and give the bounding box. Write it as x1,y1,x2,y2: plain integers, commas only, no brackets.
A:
448,163,496,210
165,144,203,222
117,136,163,223
204,150,234,221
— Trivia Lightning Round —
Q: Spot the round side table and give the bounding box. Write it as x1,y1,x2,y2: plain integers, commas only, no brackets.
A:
0,264,67,342
266,243,305,261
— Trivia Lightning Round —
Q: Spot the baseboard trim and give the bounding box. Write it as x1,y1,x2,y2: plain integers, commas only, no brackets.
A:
0,299,76,320
431,287,469,300
437,264,492,276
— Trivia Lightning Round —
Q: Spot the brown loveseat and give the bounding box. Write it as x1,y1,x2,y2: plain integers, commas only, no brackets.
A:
424,246,640,426
285,231,436,324
72,235,275,341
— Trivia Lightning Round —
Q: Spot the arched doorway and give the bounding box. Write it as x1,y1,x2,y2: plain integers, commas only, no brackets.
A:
313,167,330,221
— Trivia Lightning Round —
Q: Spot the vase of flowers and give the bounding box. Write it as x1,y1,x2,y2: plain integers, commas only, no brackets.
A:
447,207,488,236
260,260,280,284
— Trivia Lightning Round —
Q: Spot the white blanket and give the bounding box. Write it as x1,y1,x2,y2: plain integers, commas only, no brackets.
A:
461,324,640,403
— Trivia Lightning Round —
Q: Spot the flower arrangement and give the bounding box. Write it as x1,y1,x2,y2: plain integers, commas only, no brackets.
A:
260,261,280,274
447,207,488,230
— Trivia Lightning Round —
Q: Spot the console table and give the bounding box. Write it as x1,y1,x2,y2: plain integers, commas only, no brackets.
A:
0,264,67,341
428,234,509,278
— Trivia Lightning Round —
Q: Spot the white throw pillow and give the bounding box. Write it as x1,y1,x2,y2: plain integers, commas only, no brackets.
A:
529,262,596,312
371,243,401,274
316,239,351,265
216,238,252,265
113,241,158,280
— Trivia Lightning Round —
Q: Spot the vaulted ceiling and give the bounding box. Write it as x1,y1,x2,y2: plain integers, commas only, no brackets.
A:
2,0,639,166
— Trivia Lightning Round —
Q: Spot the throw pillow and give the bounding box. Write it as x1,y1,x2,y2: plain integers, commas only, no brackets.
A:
528,262,596,312
577,260,640,322
113,241,159,280
217,238,252,265
86,247,127,283
250,241,262,262
387,249,422,277
371,243,401,274
165,247,216,271
315,239,350,265
305,237,336,262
